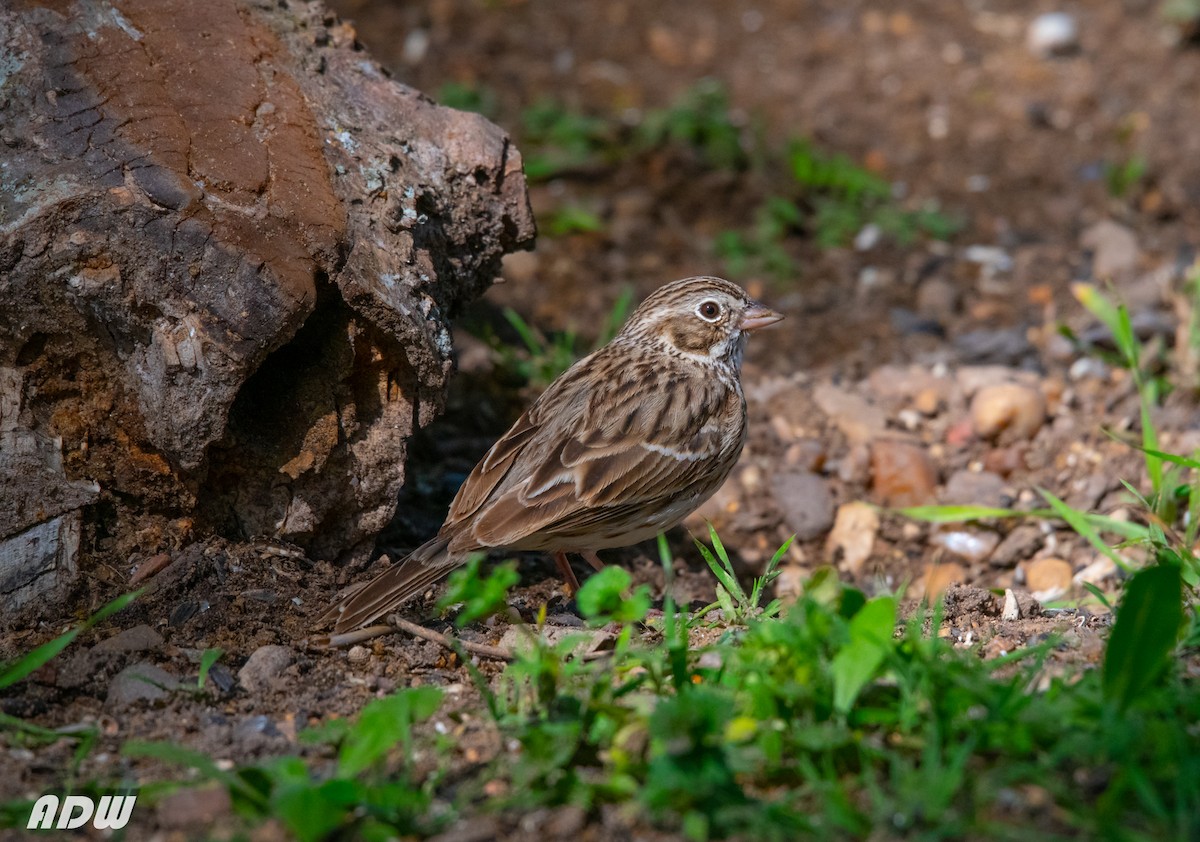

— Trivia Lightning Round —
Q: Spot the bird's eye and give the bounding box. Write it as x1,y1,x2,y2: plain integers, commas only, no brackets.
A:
697,300,722,322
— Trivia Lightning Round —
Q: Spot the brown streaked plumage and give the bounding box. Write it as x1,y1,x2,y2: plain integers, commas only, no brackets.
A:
320,276,783,633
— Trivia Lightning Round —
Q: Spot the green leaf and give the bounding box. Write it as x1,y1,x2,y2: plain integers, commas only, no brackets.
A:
198,648,223,689
337,687,443,778
544,205,605,237
576,565,651,625
272,775,356,842
437,556,520,627
1039,489,1132,572
1103,563,1183,709
832,596,897,713
0,591,140,690
714,584,737,620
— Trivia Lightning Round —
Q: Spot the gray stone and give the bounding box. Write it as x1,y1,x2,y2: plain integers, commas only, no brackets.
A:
990,525,1044,568
915,277,959,321
92,624,164,655
106,662,181,708
813,383,887,445
942,470,1010,508
1027,12,1079,57
770,470,835,541
1081,219,1139,280
237,645,294,693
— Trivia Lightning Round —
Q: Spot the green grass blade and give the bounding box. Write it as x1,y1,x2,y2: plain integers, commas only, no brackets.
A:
897,503,1150,543
596,285,634,348
707,523,747,602
750,536,793,609
1112,299,1141,368
1137,391,1164,494
1101,430,1200,471
1038,489,1132,572
502,307,546,357
695,539,743,603
895,504,1024,523
0,591,140,690
1080,581,1114,612
1076,512,1150,541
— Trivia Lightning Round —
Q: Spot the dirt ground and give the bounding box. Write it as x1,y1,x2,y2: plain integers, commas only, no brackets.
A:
5,1,1200,838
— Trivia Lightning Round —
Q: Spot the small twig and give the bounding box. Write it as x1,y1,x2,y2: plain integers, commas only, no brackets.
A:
314,624,394,648
387,615,515,661
314,616,614,663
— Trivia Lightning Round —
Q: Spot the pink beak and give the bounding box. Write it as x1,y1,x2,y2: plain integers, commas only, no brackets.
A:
739,303,784,331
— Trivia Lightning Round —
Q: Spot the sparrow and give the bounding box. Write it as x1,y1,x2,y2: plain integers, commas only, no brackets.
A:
320,276,783,633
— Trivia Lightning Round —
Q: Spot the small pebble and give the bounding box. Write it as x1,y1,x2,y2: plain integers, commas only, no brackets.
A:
963,244,1014,275
92,625,164,655
348,645,371,665
1022,557,1074,601
1080,219,1140,280
855,224,882,251
1073,555,1118,586
914,387,942,416
870,439,938,506
814,383,887,445
771,470,835,541
1027,12,1079,57
931,530,1000,564
897,408,922,431
971,383,1046,440
915,276,959,321
942,469,1009,508
990,524,1044,567
1002,588,1022,621
825,502,880,575
922,562,966,600
237,645,294,693
106,662,180,708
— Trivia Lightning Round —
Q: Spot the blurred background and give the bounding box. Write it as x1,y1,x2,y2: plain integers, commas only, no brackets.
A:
329,0,1200,379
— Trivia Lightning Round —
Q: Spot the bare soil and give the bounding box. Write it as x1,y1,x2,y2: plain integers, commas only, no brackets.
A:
5,2,1200,838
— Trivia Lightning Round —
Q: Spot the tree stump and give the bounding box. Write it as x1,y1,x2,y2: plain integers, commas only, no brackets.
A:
0,0,535,617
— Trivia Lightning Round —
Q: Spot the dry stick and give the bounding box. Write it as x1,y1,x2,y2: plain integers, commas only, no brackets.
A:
387,615,515,661
319,616,613,663
317,624,394,648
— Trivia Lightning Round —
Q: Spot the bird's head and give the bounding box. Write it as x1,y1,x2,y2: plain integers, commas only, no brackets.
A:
618,276,783,368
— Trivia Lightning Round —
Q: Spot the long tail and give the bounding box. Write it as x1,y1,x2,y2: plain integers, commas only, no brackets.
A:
318,537,458,633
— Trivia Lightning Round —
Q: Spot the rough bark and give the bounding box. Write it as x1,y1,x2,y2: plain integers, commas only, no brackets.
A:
0,0,535,614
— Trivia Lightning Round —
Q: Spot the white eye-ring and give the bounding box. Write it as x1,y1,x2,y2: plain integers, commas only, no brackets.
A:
696,299,722,322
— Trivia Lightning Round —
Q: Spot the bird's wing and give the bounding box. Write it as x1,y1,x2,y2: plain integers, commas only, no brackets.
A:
317,536,455,633
445,345,741,552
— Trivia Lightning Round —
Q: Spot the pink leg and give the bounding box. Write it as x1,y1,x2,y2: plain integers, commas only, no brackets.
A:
581,550,605,571
553,551,581,594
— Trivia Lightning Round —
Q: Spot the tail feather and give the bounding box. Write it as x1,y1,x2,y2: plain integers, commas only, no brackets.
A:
319,537,458,633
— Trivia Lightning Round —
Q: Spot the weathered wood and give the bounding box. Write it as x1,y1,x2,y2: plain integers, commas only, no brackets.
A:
0,0,535,618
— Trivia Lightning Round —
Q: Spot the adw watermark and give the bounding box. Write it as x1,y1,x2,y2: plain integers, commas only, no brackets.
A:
26,794,137,830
